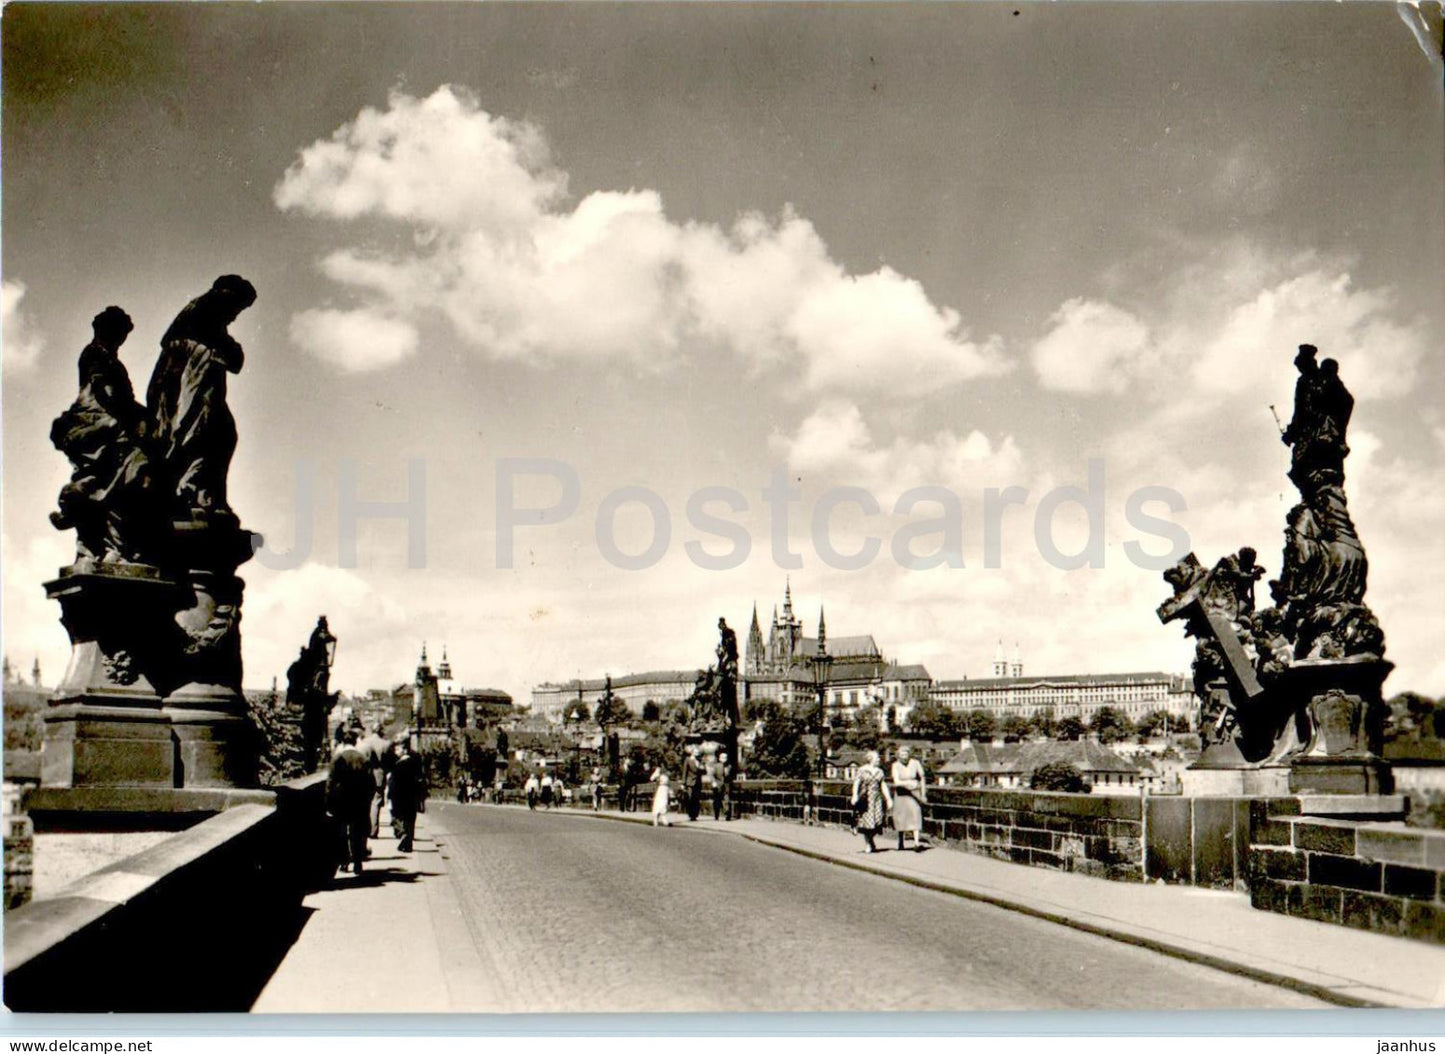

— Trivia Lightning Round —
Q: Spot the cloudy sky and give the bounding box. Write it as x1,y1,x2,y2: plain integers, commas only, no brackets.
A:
4,3,1442,704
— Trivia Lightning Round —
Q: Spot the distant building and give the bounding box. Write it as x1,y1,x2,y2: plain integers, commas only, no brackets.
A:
939,740,1156,794
932,662,1194,729
742,582,931,724
411,644,513,746
532,670,700,722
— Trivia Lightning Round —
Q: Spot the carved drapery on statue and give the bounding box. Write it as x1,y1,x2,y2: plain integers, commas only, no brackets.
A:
49,307,165,566
41,277,263,795
1158,344,1391,793
146,275,256,524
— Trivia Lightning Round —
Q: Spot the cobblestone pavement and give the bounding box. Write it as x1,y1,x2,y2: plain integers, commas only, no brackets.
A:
428,803,1327,1012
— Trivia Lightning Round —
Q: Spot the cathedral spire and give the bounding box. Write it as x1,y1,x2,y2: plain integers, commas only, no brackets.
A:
783,577,793,618
818,605,827,655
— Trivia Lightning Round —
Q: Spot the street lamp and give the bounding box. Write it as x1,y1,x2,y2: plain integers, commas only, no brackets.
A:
812,651,832,777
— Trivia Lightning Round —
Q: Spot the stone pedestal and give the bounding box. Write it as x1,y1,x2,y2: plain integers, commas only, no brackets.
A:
42,565,186,790
1282,655,1394,796
1180,764,1291,797
40,542,260,813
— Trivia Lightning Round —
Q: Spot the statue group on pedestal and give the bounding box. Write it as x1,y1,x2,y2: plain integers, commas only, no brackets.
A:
1159,344,1390,778
51,275,257,568
686,618,740,735
46,275,259,705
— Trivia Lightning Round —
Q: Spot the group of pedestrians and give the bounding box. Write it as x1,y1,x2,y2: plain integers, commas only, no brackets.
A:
850,745,928,854
650,745,735,827
523,769,564,809
326,724,428,876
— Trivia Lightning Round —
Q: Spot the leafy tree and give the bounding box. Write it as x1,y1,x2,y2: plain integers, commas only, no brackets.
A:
593,686,631,732
1135,709,1172,741
1001,714,1033,742
885,705,899,734
564,699,591,726
847,704,884,751
1090,706,1132,744
1057,715,1086,741
748,699,814,778
246,691,307,786
1034,707,1058,740
963,708,997,742
1386,692,1438,741
641,700,662,724
908,700,959,739
1030,761,1089,793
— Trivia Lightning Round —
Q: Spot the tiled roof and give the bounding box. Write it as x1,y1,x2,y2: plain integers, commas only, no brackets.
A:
939,740,1140,776
883,664,931,681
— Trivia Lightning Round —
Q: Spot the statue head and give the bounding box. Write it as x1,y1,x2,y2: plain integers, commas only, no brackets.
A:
208,274,257,322
92,305,134,345
1295,343,1318,371
1321,358,1340,378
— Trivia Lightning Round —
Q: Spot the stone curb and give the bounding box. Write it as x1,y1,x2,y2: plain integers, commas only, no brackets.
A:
510,803,1423,1010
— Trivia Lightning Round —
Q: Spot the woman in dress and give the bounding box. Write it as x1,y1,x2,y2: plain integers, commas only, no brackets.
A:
850,750,892,853
891,745,927,851
650,769,673,827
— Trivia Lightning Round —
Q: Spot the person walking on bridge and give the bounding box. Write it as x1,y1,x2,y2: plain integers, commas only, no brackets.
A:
650,769,673,827
389,740,426,853
891,745,927,852
682,746,705,822
850,750,892,854
327,727,374,875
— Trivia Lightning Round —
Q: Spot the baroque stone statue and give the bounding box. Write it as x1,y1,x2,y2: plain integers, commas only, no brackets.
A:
49,307,165,566
41,277,264,799
1159,344,1391,793
146,274,257,524
287,616,339,773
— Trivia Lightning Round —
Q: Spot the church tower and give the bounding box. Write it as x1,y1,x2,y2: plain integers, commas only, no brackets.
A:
992,640,1007,678
746,604,765,676
1010,642,1023,678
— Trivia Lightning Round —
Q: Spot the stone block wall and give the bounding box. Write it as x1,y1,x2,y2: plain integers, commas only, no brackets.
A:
729,780,1146,880
1247,800,1445,943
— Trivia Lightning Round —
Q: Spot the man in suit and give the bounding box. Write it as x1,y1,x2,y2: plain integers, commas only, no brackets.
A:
389,740,426,852
711,750,734,821
683,746,705,822
326,727,374,875
358,723,390,838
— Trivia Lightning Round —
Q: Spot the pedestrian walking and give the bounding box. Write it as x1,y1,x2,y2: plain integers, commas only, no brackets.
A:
650,769,672,827
326,727,374,875
802,775,816,826
617,758,634,813
682,746,705,822
358,723,389,839
524,771,540,810
590,767,604,811
389,740,426,852
850,750,893,854
711,751,734,821
891,745,927,852
540,771,555,809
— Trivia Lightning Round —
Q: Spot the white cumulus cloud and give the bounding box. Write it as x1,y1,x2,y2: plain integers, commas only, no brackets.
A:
289,307,419,373
275,86,1007,392
2,280,45,374
1031,298,1151,394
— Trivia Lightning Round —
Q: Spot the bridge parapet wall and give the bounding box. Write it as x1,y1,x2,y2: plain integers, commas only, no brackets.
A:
1247,799,1445,943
